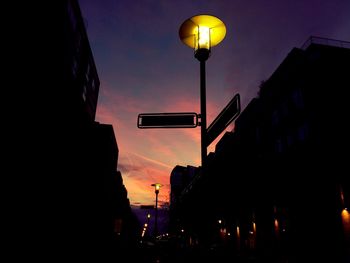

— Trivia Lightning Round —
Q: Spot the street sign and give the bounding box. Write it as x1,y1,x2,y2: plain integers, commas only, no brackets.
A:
137,112,198,128
206,93,240,147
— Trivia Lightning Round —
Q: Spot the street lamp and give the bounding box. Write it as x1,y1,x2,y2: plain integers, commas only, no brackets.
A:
147,213,151,224
179,14,226,170
151,183,162,237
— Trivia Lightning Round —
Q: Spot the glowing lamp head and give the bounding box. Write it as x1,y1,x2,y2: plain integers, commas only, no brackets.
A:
197,26,210,50
179,14,226,61
151,183,162,193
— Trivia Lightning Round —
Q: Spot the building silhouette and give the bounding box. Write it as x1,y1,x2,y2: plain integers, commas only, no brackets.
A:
63,0,139,259
64,0,99,125
169,165,199,236
170,165,199,207
175,37,350,262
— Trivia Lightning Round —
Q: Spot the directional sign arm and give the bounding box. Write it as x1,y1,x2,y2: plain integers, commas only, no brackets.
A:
206,94,240,147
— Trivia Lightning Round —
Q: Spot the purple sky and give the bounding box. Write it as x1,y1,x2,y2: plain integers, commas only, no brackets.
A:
78,0,350,214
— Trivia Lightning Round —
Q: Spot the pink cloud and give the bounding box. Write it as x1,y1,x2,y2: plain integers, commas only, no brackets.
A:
118,152,171,206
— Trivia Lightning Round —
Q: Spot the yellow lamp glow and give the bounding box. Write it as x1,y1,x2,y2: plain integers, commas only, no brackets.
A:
198,26,210,50
179,14,226,51
151,183,162,191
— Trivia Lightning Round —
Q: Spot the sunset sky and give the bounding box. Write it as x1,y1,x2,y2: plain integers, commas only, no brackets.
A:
78,0,350,208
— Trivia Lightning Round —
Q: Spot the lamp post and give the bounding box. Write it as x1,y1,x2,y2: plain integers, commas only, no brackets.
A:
151,183,162,238
179,15,226,171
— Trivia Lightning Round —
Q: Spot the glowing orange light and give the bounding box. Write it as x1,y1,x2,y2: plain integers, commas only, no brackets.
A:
341,209,350,237
274,219,280,239
341,208,350,223
236,226,241,250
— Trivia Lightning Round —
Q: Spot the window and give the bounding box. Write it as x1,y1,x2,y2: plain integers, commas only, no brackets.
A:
297,123,308,142
272,110,280,126
275,138,283,153
91,79,95,91
71,58,78,78
85,63,90,82
292,89,304,110
281,102,288,117
82,85,87,102
286,134,293,147
255,127,261,143
67,0,77,32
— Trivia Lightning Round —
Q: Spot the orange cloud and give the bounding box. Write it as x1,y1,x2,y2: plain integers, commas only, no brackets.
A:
118,152,171,206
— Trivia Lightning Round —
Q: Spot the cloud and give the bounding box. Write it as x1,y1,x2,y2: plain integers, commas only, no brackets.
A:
132,152,174,170
118,162,143,173
117,151,172,206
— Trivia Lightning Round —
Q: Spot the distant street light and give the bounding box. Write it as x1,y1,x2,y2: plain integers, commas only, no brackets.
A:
179,14,226,170
151,183,162,237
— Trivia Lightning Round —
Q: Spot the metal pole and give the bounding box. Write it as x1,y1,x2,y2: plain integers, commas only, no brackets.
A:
200,59,207,170
154,190,159,237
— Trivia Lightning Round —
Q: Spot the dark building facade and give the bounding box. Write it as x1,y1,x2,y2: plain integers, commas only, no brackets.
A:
170,165,199,206
64,0,99,125
169,165,199,235
63,0,139,258
176,37,350,262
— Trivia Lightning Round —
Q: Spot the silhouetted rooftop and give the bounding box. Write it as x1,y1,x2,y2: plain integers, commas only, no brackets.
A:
301,36,350,50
